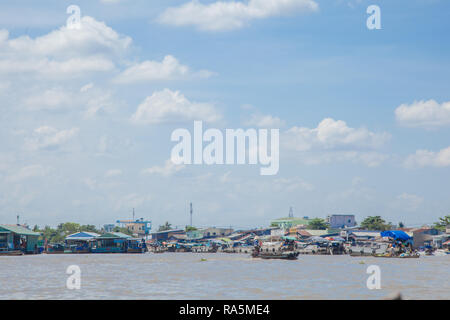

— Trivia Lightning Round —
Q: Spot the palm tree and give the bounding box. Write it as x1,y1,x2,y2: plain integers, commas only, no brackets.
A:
158,222,172,232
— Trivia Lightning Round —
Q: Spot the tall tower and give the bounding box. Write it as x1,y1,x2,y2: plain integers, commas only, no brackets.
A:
190,202,193,227
289,207,294,218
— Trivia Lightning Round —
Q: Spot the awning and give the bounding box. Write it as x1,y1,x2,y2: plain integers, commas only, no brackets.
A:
380,230,411,241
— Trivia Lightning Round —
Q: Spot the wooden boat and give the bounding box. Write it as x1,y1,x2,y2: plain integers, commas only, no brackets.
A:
46,244,67,254
0,250,24,256
127,247,146,253
372,253,420,258
258,252,299,260
252,249,299,260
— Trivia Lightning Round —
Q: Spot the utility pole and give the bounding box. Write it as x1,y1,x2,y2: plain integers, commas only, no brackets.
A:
289,207,294,218
17,215,20,225
190,202,193,227
132,208,135,221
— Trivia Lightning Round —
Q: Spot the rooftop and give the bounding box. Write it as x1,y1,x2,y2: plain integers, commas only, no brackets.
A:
0,224,40,236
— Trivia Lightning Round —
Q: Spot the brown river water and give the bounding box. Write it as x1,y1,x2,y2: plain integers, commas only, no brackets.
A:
0,253,448,299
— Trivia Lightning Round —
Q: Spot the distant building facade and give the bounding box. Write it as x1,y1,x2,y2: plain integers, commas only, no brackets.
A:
103,224,115,232
270,217,310,229
202,227,233,238
327,214,356,229
412,228,440,249
151,229,185,241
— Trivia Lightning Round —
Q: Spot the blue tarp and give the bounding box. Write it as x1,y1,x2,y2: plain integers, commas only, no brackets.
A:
380,230,411,241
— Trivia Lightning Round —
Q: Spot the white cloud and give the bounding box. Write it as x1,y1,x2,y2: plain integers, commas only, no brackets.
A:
395,99,450,128
100,0,122,3
142,159,185,177
273,177,314,191
0,16,131,78
23,88,74,111
131,89,221,124
282,118,390,167
114,55,214,84
105,169,123,178
157,0,319,31
84,91,119,118
396,193,424,211
7,164,49,182
404,146,450,168
244,113,285,128
80,83,94,92
25,126,79,151
284,118,390,151
114,193,153,211
290,150,388,167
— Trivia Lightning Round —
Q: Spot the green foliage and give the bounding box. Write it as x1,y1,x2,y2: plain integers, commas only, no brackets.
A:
433,215,450,231
308,218,328,230
158,221,172,232
185,225,197,232
34,222,101,243
360,216,392,231
398,222,405,228
113,226,133,236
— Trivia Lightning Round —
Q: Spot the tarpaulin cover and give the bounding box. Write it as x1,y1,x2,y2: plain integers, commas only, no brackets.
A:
380,230,411,241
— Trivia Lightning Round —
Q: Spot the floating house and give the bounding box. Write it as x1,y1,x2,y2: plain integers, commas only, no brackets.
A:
65,231,100,253
0,224,41,255
91,232,131,253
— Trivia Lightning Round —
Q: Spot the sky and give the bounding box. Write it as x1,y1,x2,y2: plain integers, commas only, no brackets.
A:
0,0,449,230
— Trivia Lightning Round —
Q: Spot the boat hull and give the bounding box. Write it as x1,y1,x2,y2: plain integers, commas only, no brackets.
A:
253,251,299,260
0,250,24,256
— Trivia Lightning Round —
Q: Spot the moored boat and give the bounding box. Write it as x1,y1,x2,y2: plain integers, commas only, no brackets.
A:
256,251,299,260
0,250,24,256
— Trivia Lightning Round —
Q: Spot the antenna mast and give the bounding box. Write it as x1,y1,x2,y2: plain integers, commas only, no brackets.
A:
190,202,193,227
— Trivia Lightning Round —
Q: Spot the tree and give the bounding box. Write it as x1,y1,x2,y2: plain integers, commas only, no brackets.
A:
360,216,391,231
81,224,99,233
57,222,81,234
398,222,405,228
308,218,328,230
113,226,133,236
433,215,450,232
185,226,197,232
158,222,172,232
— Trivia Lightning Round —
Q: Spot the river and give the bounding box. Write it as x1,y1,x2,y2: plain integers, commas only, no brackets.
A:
0,253,448,299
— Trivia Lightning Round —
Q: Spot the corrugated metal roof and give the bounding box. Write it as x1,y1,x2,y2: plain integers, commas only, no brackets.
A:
0,224,40,236
66,231,100,240
96,232,131,239
304,229,328,236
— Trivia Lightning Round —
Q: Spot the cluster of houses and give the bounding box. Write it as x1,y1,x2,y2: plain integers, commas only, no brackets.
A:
1,214,449,255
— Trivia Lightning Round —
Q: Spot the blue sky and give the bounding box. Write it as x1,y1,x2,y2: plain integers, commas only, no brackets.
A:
0,0,449,230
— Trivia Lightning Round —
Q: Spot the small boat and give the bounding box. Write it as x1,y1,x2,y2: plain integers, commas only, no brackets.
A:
46,243,67,254
373,253,420,258
257,251,299,260
0,250,24,256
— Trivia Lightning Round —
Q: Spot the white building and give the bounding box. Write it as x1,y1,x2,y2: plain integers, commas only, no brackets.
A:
327,214,356,229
